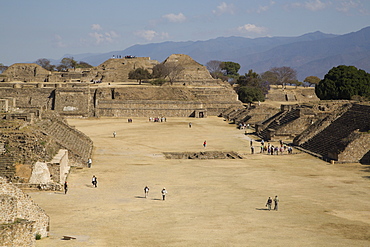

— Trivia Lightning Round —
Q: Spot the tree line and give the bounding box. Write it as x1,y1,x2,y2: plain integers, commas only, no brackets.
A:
206,60,370,103
1,57,369,103
205,60,322,103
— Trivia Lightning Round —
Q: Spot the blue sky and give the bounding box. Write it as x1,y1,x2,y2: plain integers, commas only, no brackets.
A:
1,0,369,65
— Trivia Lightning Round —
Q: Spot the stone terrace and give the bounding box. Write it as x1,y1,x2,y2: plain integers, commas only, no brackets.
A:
37,119,93,165
298,104,370,162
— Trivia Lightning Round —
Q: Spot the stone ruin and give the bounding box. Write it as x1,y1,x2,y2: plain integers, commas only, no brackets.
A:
221,100,370,164
0,177,49,246
1,54,214,84
164,151,243,159
0,54,243,118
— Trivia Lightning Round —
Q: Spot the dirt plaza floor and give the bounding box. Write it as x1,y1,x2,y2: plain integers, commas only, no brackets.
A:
30,117,370,247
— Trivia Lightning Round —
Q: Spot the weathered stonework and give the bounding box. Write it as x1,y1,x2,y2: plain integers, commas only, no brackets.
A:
0,177,49,246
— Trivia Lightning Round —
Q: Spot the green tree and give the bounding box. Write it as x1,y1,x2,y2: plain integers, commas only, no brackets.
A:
304,76,320,87
237,86,265,103
237,69,270,95
57,57,77,71
315,65,370,100
291,80,303,88
36,58,55,71
128,68,151,84
220,61,240,80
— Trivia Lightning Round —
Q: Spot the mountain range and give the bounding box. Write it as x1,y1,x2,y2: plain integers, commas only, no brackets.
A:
61,26,370,81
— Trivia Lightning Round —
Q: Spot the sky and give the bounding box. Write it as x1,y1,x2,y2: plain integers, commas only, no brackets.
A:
1,0,369,66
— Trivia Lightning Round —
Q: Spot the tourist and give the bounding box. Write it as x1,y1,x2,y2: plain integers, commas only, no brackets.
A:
274,196,279,211
161,188,167,200
92,175,98,188
64,181,68,194
203,140,207,148
189,122,192,128
87,158,92,168
144,186,149,198
113,131,116,138
266,197,272,211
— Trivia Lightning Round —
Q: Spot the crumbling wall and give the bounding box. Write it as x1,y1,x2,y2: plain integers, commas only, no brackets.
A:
0,177,49,242
0,219,35,247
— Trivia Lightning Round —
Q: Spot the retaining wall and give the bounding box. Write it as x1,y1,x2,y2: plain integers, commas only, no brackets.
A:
0,177,49,242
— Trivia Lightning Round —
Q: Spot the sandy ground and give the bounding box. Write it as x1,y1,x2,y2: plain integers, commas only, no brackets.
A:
29,117,370,247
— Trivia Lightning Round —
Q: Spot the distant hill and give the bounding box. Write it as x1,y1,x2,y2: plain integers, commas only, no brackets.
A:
62,26,370,80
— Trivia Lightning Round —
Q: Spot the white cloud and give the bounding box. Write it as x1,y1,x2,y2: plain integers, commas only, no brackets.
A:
104,31,119,42
336,0,360,13
134,30,169,41
256,1,276,13
91,24,102,31
89,32,105,44
88,25,119,45
52,34,66,48
213,2,235,15
237,24,267,34
163,13,186,23
288,0,331,11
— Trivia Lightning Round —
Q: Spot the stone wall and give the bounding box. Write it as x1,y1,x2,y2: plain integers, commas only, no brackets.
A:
338,132,370,163
297,104,370,162
0,219,35,247
0,177,49,243
96,100,205,117
54,88,92,117
0,83,242,118
37,119,93,165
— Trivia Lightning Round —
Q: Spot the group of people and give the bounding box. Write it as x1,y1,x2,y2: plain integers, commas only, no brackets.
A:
238,122,250,130
250,140,293,155
266,196,279,211
144,186,167,200
149,117,167,122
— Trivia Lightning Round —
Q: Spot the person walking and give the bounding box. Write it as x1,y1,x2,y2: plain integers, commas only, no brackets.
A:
161,188,167,200
87,158,92,168
113,131,116,138
266,197,272,211
64,181,68,194
203,140,207,148
274,195,279,211
92,175,98,188
189,122,192,128
144,186,149,198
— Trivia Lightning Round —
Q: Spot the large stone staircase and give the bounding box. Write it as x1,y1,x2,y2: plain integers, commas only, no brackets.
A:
258,108,301,140
37,119,93,165
298,104,370,161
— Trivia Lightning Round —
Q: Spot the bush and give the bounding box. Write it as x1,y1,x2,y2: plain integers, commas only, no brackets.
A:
35,233,42,240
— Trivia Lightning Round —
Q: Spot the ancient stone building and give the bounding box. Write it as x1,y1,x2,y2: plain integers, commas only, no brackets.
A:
1,63,50,82
294,103,370,164
0,54,242,117
91,56,159,82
